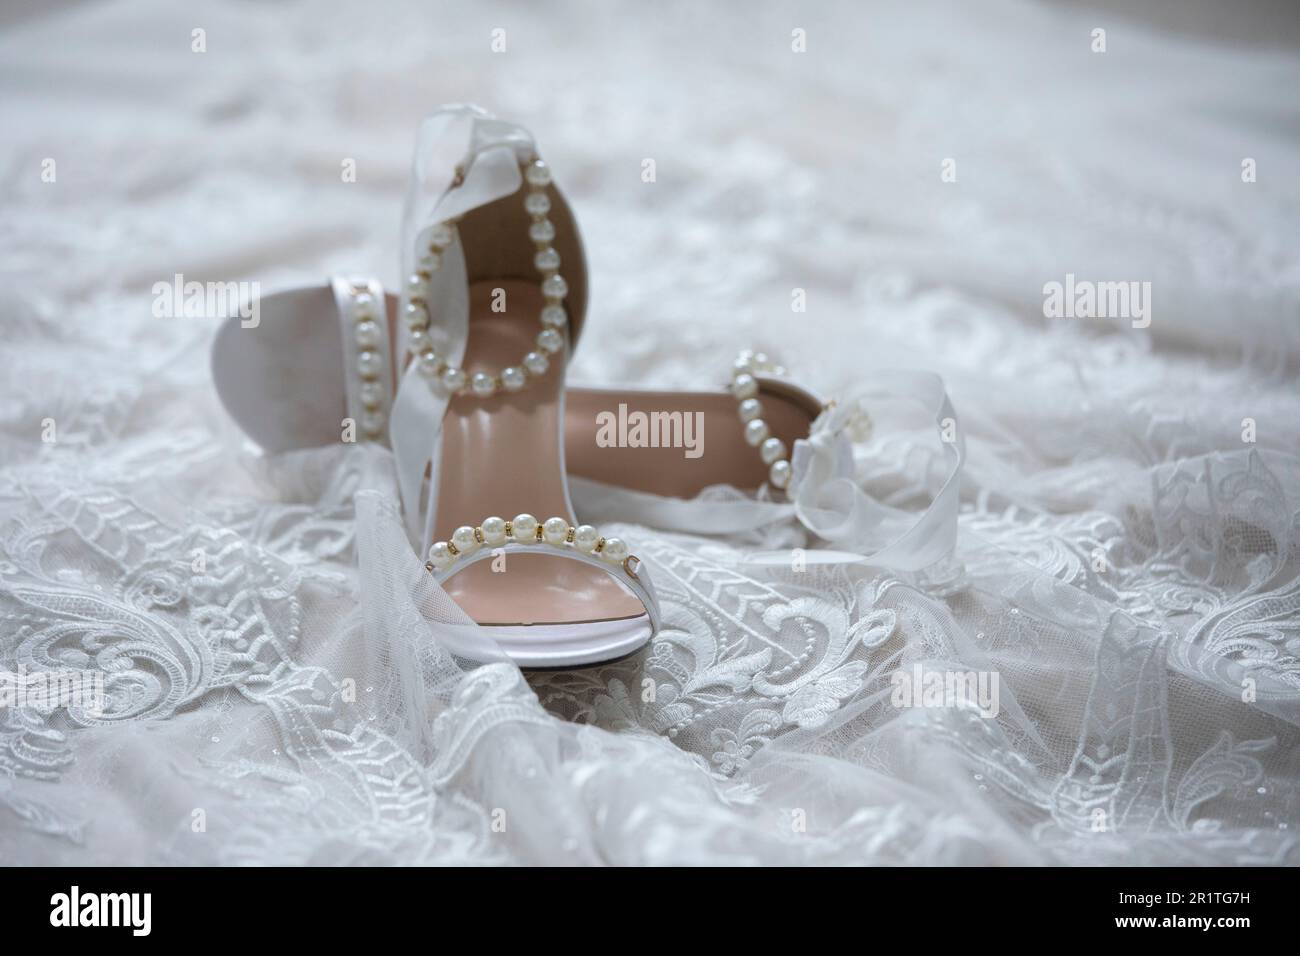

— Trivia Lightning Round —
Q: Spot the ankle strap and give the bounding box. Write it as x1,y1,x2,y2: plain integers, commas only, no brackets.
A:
390,105,585,544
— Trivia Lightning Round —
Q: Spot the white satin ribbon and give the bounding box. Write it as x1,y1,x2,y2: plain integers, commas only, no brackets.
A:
569,369,966,573
788,369,965,571
389,105,535,545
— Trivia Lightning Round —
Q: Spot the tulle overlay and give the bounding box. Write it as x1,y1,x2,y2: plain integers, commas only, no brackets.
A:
2,0,1299,864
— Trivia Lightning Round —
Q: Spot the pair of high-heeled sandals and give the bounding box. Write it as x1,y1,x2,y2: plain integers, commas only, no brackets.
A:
212,106,828,668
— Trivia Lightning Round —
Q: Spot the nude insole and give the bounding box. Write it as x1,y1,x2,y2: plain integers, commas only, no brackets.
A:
563,384,819,498
434,281,647,627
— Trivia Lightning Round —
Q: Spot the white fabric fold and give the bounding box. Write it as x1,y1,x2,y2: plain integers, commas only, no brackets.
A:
8,0,1300,867
789,369,965,571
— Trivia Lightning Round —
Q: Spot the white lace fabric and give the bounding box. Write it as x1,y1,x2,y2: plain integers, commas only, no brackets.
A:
2,0,1299,865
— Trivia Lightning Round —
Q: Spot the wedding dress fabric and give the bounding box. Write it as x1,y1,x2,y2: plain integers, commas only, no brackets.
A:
2,0,1299,865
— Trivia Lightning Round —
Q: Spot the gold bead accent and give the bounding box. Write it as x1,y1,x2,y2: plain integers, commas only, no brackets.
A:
534,524,544,542
594,537,606,553
565,526,576,544
474,527,485,544
446,541,460,556
504,521,513,537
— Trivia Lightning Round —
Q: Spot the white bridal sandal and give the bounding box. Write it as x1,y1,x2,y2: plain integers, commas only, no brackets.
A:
211,111,962,663
383,105,663,668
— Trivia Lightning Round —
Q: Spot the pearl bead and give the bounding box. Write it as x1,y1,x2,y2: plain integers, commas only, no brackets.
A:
403,302,429,329
471,372,496,397
523,351,549,375
732,373,758,400
361,411,385,435
511,513,538,541
417,251,442,273
541,274,568,300
524,192,551,216
428,542,454,571
537,329,564,354
601,537,628,564
406,273,429,299
354,320,380,349
540,305,566,328
360,382,384,408
542,516,568,545
427,223,454,248
573,525,599,552
452,525,479,554
529,219,555,243
733,355,754,374
525,160,552,187
353,292,374,311
501,366,526,391
356,351,382,380
534,248,561,272
408,329,432,355
416,351,441,378
760,436,786,465
440,366,466,393
744,419,769,446
481,516,507,546
738,398,763,422
769,460,792,489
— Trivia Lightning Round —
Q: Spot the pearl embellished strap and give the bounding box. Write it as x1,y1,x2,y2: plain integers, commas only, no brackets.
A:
425,513,660,630
427,514,639,576
730,349,873,494
400,155,568,401
729,349,799,492
334,276,391,442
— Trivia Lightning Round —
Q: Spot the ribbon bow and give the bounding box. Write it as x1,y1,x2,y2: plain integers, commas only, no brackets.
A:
788,369,965,571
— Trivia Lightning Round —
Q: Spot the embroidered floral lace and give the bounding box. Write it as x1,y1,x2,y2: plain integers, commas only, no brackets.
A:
2,0,1298,864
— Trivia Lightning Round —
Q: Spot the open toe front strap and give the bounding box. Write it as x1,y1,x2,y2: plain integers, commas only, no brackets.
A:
424,517,661,631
